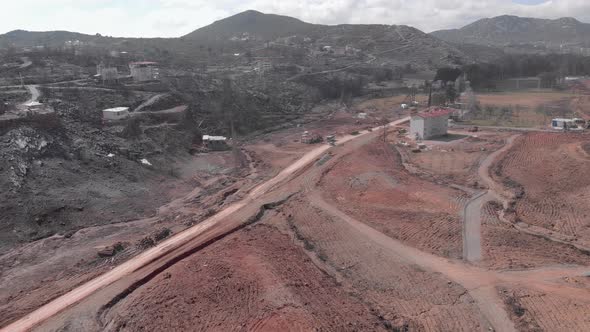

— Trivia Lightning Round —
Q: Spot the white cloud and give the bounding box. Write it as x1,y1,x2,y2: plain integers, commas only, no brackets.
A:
0,0,590,37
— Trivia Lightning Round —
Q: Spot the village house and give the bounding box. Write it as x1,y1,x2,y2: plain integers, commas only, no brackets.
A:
129,61,159,82
410,107,454,140
102,107,130,122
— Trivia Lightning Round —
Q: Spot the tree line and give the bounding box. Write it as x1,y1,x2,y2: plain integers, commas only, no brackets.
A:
462,53,590,90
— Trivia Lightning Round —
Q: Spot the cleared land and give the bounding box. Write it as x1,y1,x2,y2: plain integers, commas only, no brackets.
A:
318,139,466,259
492,132,590,248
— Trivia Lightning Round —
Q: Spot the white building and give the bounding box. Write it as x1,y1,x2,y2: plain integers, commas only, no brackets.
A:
203,135,229,150
551,118,585,130
410,108,453,140
102,107,130,121
129,62,159,82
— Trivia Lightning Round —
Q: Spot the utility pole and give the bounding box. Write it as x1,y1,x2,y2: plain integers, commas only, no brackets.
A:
427,81,433,107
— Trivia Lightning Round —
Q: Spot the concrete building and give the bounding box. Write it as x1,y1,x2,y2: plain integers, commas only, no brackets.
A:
102,107,130,122
96,63,119,84
129,62,159,82
410,108,453,140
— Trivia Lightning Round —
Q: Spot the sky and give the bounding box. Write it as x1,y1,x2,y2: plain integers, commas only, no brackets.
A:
1,0,590,38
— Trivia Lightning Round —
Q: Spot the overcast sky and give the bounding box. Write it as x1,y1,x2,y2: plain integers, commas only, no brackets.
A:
1,0,589,38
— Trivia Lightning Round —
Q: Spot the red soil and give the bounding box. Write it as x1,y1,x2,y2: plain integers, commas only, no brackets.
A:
106,217,385,331
481,202,590,270
281,197,486,331
499,285,590,331
493,132,590,247
318,140,466,258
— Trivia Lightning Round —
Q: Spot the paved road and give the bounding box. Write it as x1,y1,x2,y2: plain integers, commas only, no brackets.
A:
462,191,488,262
1,119,409,332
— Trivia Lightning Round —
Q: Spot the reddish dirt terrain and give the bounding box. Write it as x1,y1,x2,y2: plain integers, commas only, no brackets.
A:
404,132,507,186
281,198,487,331
492,132,590,248
106,217,385,332
481,202,590,270
319,139,466,258
499,284,590,331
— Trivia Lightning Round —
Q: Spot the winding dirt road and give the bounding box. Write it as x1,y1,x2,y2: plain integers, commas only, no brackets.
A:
1,119,409,332
4,122,589,332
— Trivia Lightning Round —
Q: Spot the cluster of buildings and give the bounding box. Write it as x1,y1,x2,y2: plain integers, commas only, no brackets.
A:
95,61,159,83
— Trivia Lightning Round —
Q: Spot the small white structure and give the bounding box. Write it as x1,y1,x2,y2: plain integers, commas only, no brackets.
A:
203,135,229,150
410,107,453,140
102,107,130,121
551,118,584,131
129,61,159,82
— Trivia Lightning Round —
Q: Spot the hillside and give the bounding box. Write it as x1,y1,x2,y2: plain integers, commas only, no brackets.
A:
183,10,470,68
0,10,471,69
431,15,590,48
0,30,99,49
183,10,319,41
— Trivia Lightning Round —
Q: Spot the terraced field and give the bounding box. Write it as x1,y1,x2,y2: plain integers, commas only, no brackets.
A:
317,141,467,258
492,132,590,247
499,285,590,331
282,198,486,331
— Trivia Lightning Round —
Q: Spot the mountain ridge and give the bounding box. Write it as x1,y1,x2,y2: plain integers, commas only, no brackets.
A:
431,15,590,47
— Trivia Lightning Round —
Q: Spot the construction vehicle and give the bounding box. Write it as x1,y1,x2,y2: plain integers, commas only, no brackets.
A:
302,131,323,144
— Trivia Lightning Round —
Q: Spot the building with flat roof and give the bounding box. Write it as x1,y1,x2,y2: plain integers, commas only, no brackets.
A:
102,107,130,122
129,61,159,82
410,107,454,140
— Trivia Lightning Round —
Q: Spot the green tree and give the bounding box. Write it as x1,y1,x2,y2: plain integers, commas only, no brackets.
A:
445,85,457,104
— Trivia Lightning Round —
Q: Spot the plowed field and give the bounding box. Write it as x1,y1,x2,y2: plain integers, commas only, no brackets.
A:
318,140,465,258
106,215,385,331
282,198,486,331
499,285,590,331
492,132,590,247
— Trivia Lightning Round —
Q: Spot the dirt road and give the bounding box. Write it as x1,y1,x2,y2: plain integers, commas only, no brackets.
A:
23,85,40,104
1,119,409,332
19,57,32,69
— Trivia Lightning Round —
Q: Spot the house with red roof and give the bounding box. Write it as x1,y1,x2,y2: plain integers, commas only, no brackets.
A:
410,107,453,140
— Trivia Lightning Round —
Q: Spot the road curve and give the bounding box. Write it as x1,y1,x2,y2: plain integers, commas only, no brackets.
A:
1,119,409,332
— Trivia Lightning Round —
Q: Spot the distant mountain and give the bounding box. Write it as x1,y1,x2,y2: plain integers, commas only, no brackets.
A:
183,10,470,67
184,10,319,41
431,15,590,47
0,10,472,69
0,30,100,49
